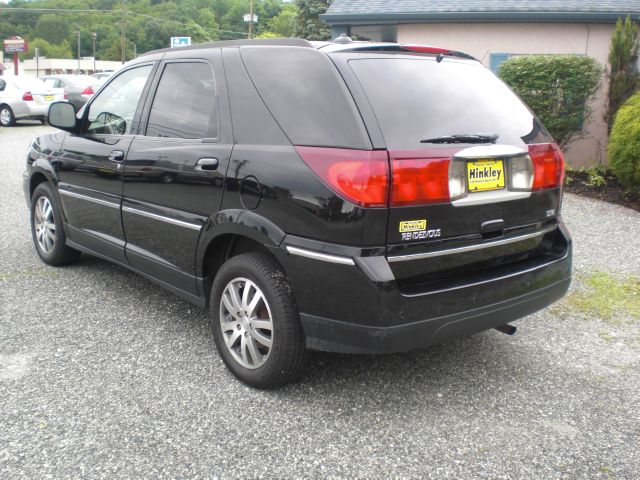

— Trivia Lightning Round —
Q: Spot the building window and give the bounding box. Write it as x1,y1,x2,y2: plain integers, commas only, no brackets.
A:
489,53,511,73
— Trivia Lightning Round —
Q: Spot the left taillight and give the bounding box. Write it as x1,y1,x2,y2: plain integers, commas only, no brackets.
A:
81,86,95,95
390,156,452,206
529,143,565,190
22,91,33,101
295,146,389,208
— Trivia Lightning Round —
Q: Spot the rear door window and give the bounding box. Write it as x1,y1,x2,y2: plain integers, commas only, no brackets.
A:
145,62,218,139
348,57,551,149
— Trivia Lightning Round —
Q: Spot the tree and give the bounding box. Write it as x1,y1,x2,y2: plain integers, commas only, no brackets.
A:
35,14,71,45
295,0,331,40
28,38,73,59
269,4,298,37
609,91,640,192
499,55,602,150
605,16,640,133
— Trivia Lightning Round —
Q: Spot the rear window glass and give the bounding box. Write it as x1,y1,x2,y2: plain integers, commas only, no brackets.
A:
241,47,370,149
348,57,551,149
11,77,47,90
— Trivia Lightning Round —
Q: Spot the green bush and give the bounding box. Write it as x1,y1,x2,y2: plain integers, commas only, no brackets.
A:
609,92,640,191
498,55,602,150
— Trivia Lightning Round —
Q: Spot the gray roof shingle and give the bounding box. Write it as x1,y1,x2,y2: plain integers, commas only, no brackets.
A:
322,1,640,24
325,0,640,15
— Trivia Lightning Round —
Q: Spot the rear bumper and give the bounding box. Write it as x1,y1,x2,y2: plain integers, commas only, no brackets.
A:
278,222,572,354
15,103,49,119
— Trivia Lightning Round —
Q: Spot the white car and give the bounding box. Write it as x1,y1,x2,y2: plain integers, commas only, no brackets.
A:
0,76,65,126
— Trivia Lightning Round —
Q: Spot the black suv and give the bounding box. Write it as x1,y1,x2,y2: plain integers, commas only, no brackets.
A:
24,38,571,388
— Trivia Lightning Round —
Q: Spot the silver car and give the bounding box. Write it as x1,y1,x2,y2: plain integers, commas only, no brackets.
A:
42,74,103,111
0,76,65,127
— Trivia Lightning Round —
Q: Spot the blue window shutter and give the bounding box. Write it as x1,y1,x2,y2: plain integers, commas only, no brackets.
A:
490,53,510,74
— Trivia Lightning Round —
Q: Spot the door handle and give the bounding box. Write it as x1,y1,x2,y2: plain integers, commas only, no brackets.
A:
108,150,125,162
195,157,219,171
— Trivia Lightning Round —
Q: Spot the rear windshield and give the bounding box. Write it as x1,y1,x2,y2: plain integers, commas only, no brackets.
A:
10,77,47,90
348,57,551,149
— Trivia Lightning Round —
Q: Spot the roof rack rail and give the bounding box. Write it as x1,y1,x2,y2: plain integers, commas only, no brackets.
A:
140,38,313,57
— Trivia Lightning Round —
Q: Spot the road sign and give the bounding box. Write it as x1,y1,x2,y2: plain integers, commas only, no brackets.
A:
3,37,28,54
243,14,258,23
170,37,191,48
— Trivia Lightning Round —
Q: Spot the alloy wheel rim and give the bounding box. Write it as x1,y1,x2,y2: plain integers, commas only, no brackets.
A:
34,196,56,253
219,277,273,369
0,109,10,125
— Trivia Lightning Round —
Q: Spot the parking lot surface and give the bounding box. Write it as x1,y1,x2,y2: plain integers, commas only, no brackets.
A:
1,124,639,479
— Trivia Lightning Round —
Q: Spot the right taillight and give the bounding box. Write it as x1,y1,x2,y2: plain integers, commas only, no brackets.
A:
390,157,451,205
81,86,95,95
295,146,389,208
529,143,565,190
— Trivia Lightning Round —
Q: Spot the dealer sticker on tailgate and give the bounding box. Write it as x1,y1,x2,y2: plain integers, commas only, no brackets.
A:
467,159,505,192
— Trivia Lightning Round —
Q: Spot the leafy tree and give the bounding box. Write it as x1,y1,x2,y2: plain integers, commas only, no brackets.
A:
608,91,640,192
295,0,331,40
605,16,640,133
499,55,602,150
34,14,71,45
269,3,298,37
28,38,73,59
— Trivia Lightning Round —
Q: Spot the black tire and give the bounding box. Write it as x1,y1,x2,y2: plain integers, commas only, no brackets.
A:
30,182,80,266
0,105,15,127
210,253,308,389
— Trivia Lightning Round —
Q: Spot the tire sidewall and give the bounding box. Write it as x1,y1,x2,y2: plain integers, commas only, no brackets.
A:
0,105,15,127
30,183,69,264
210,255,298,388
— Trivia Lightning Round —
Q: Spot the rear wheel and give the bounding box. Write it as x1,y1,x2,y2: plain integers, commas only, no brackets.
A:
210,253,307,389
0,105,15,127
30,183,80,266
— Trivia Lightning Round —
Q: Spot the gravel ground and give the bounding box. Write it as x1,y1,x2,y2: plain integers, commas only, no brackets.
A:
1,124,639,479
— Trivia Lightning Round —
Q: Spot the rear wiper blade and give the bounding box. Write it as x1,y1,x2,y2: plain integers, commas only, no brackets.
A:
420,134,499,144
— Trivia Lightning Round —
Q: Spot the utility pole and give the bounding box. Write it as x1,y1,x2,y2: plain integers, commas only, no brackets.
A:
248,0,254,39
91,32,97,72
35,48,39,77
77,29,81,75
121,0,126,63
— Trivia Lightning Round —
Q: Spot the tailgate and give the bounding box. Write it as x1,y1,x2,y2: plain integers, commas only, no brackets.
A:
332,52,565,291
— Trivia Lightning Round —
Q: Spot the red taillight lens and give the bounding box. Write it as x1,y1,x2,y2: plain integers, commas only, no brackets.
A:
390,155,451,206
81,86,95,95
64,91,68,99
295,146,389,208
22,91,33,101
401,44,452,54
529,143,565,190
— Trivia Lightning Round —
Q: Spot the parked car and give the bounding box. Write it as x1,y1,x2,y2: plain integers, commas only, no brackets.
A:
42,74,103,111
0,76,65,126
24,38,571,388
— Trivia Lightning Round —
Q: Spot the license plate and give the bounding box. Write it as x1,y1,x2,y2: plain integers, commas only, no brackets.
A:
467,159,505,193
44,95,54,101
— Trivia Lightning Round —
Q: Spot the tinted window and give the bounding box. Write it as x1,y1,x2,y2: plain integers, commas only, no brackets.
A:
146,62,218,139
86,65,152,135
241,47,370,149
349,57,551,149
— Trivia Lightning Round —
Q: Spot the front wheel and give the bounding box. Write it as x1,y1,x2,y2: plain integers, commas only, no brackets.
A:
30,183,80,266
210,253,308,389
0,105,15,127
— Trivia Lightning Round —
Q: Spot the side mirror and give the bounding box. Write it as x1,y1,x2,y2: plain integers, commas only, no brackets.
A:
48,102,77,132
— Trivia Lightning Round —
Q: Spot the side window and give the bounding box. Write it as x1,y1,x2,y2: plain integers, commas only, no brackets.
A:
86,64,153,135
0,80,5,92
145,62,218,139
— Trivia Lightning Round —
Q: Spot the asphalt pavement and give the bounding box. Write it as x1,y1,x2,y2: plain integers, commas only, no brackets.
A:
1,123,639,479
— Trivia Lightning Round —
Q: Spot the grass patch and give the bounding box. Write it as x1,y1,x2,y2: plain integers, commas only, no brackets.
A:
566,272,640,324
